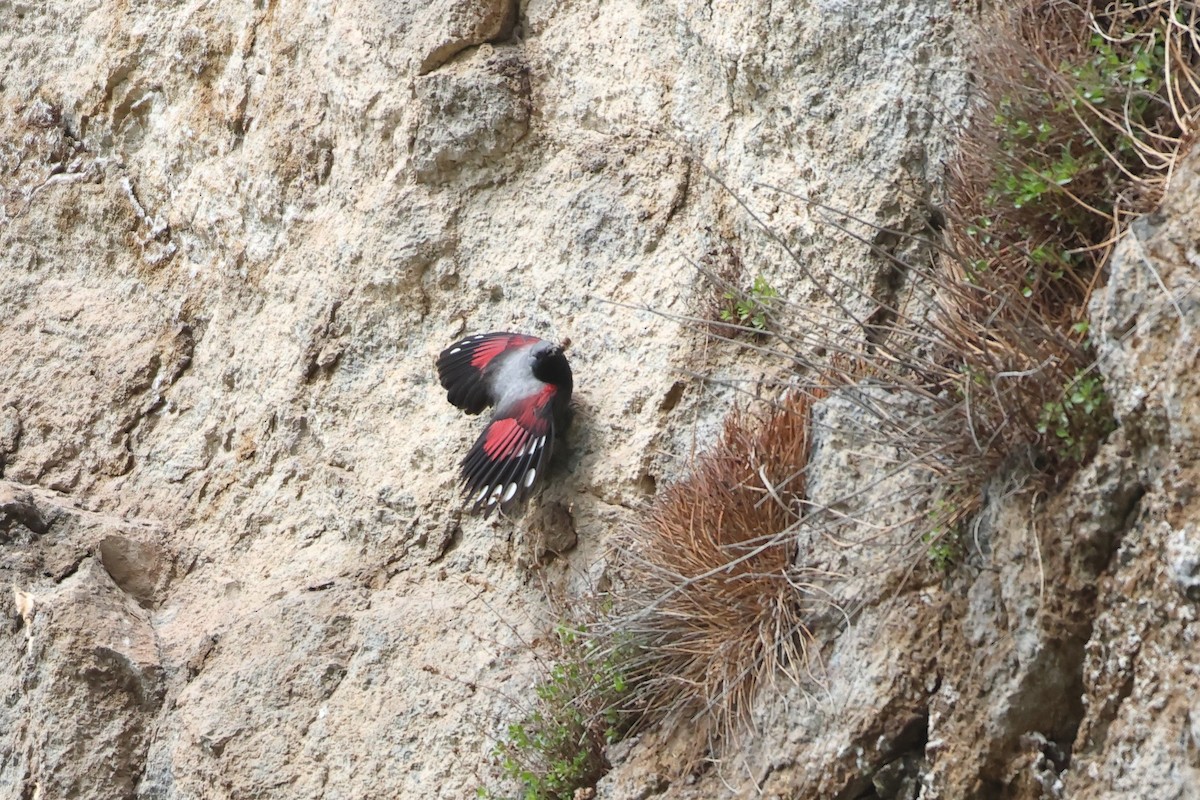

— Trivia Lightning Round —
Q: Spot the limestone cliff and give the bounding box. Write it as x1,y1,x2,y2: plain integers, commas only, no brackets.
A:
2,1,1196,798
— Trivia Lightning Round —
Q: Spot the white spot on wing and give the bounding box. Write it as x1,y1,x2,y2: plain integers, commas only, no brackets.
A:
524,468,536,488
475,487,489,504
502,483,518,502
487,485,503,505
450,347,462,354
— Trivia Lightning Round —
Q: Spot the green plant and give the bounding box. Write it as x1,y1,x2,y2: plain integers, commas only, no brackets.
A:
917,0,1197,499
485,625,632,800
720,274,779,331
1036,370,1117,461
706,1,1198,561
962,2,1186,325
988,99,1089,214
920,499,967,573
924,530,961,573
1068,32,1166,116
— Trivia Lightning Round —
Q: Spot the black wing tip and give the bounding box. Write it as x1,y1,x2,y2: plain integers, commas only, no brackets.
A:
437,342,496,414
460,457,539,517
458,421,555,518
442,380,490,415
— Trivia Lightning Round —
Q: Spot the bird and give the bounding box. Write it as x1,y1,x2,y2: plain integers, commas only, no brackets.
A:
436,331,573,516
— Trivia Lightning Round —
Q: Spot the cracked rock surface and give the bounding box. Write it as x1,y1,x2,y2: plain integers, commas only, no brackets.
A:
8,1,1196,799
594,150,1200,800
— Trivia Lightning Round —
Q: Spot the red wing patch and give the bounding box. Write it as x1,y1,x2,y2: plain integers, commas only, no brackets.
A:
482,418,524,458
436,332,541,415
516,385,556,427
459,390,557,517
469,334,537,369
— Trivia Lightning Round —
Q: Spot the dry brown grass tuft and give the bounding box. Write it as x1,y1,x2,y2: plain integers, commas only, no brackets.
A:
606,392,822,745
948,0,1199,310
741,0,1200,525
929,0,1199,494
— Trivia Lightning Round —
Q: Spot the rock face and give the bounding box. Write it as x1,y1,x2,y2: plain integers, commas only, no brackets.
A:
2,0,1195,798
1,483,172,799
1062,155,1200,799
596,147,1200,799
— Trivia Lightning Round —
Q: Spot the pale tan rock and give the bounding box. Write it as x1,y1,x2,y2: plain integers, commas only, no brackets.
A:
417,0,518,76
0,483,49,535
2,560,164,800
409,46,531,184
0,0,1186,792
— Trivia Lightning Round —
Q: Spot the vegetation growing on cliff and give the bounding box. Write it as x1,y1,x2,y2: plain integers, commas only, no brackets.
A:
760,0,1199,530
605,392,822,743
488,2,1199,796
483,625,632,800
